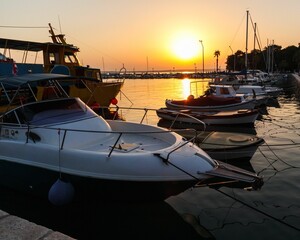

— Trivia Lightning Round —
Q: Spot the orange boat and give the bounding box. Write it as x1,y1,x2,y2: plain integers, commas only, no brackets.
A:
0,23,124,107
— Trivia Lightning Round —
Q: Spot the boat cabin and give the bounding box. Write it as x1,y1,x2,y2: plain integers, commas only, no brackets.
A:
209,85,239,97
0,24,101,79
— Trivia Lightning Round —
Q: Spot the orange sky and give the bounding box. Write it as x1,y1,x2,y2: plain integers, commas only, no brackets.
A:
1,0,299,72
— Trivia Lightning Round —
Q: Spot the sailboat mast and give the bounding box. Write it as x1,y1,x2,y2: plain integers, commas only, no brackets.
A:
253,22,257,72
245,10,249,78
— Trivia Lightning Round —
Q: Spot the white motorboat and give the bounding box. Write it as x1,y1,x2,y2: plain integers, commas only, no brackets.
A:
210,83,283,98
208,84,270,107
234,85,282,98
0,73,263,205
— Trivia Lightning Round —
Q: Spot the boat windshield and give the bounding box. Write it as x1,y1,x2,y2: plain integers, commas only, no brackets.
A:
2,98,95,125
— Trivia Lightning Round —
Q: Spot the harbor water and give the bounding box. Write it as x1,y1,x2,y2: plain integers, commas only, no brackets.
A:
117,75,300,240
0,74,300,240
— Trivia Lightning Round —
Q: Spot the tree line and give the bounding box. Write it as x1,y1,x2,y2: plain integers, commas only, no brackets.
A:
226,44,300,73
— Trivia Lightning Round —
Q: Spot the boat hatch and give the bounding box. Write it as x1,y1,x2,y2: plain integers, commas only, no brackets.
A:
110,143,140,152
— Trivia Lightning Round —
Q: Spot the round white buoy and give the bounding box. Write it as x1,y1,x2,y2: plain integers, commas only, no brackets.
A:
48,178,75,206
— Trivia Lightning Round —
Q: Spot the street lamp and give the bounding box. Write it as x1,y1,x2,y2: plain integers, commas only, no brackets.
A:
229,46,236,72
199,40,204,75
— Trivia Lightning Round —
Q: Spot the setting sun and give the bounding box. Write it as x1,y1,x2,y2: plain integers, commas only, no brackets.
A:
171,36,200,60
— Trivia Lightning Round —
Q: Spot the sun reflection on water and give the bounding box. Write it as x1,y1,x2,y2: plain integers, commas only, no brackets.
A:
181,78,208,99
181,78,191,99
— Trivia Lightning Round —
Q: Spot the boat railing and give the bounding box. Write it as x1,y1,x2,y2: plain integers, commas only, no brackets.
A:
16,122,200,159
98,105,207,129
102,65,127,83
161,109,206,131
189,80,210,97
96,105,209,147
96,105,207,134
96,105,159,124
0,99,203,160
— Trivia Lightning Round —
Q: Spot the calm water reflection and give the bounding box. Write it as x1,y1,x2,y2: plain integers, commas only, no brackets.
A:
118,75,300,240
0,75,299,239
169,76,300,240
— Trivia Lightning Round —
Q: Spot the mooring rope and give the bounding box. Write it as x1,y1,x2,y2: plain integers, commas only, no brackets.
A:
159,154,300,233
258,141,299,168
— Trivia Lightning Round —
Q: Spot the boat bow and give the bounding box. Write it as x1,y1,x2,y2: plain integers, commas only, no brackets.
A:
201,160,263,190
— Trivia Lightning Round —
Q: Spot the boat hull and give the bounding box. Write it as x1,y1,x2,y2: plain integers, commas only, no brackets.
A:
67,80,124,107
175,131,264,161
198,131,264,160
156,108,258,125
0,160,197,202
165,99,256,111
